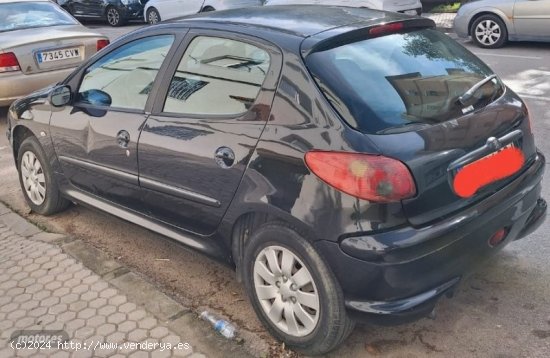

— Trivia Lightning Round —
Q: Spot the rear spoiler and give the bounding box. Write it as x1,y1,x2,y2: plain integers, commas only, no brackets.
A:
302,18,436,56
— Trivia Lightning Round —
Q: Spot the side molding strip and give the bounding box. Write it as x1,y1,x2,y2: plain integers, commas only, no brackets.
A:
63,188,227,260
140,177,221,208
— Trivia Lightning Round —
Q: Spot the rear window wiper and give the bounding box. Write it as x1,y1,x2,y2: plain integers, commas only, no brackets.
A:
377,122,431,134
457,74,499,105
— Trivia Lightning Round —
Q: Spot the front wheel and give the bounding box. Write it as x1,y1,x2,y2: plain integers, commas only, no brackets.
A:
17,137,70,215
243,223,355,355
106,7,124,27
471,14,508,49
146,8,160,25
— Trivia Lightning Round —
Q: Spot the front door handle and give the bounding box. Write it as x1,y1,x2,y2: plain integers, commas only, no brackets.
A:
117,130,130,148
214,147,235,168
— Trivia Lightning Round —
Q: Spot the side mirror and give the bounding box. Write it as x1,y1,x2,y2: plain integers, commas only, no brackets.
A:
79,89,112,107
50,85,72,107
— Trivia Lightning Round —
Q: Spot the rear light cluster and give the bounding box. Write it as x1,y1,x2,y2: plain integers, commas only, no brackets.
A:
304,151,416,203
97,39,110,51
0,52,21,73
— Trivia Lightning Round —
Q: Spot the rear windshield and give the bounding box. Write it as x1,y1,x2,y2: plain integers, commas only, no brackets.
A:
306,29,504,134
0,2,78,33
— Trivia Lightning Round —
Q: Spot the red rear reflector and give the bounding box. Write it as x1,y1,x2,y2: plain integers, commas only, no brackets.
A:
488,228,508,247
304,151,416,203
369,22,404,36
453,146,524,198
0,52,21,73
97,39,110,51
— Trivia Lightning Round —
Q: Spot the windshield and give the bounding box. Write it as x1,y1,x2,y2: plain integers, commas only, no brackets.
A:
306,29,504,134
0,2,78,33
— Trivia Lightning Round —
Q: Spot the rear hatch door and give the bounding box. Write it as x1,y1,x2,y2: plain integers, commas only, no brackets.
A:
367,96,536,226
304,24,537,226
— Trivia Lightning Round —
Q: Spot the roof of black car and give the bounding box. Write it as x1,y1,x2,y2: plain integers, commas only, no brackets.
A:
174,5,411,38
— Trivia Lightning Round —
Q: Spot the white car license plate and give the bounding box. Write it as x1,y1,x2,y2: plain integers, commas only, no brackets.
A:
404,10,417,15
37,47,80,63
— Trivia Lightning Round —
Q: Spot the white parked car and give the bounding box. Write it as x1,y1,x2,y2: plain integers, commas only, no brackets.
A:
264,0,422,15
144,0,263,24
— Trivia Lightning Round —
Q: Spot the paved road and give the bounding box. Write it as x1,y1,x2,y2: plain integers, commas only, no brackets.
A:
1,25,549,357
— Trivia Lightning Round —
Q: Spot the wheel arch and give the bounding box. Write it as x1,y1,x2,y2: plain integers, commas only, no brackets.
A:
228,208,318,283
12,125,36,169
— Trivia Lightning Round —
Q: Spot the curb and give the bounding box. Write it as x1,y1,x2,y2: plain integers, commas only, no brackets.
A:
0,202,253,358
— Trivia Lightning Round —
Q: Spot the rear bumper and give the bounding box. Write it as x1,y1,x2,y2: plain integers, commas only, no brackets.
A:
315,151,546,324
0,68,74,107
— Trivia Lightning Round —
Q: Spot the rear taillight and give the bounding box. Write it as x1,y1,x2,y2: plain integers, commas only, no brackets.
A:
369,22,404,37
304,151,416,203
97,39,110,51
0,52,21,73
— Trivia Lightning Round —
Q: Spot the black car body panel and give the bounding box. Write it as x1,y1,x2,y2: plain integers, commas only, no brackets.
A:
7,6,546,327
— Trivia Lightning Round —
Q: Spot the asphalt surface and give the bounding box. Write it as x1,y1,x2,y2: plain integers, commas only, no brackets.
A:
1,24,549,357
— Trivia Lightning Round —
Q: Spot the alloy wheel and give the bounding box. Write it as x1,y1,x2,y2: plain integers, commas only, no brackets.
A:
21,151,46,206
107,8,120,26
148,9,159,24
475,20,501,46
253,245,320,337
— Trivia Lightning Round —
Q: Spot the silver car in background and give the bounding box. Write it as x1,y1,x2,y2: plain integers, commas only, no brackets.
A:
144,0,263,24
454,0,550,48
0,0,109,106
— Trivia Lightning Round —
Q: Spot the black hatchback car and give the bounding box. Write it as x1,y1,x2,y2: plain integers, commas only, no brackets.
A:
7,6,546,355
57,0,148,26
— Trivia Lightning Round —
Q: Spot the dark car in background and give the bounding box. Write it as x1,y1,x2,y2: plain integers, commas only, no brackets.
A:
7,6,546,355
57,0,148,26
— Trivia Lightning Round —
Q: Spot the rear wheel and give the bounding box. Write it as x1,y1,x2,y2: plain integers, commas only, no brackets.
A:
243,223,355,355
106,6,124,27
471,14,508,49
17,137,70,215
147,7,161,25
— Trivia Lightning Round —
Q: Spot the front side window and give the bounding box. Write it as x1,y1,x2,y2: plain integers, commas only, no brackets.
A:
78,35,174,111
163,36,270,116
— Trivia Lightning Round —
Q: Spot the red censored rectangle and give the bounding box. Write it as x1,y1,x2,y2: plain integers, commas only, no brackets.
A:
453,146,525,198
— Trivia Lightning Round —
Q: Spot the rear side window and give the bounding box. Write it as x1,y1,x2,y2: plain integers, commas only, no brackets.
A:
163,36,270,116
306,29,503,134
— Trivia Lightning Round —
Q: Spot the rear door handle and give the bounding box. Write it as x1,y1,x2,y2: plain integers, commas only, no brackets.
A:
215,147,235,168
117,130,130,148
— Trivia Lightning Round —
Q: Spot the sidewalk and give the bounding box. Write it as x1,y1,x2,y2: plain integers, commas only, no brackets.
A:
423,12,456,30
0,203,249,358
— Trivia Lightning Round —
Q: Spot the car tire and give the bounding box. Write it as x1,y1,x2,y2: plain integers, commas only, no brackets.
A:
147,7,161,25
106,6,125,27
471,14,508,49
200,6,215,12
242,222,355,355
17,137,70,216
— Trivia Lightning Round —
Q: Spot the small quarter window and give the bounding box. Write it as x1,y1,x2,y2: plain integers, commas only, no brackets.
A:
163,36,270,116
